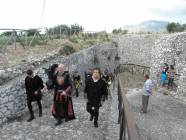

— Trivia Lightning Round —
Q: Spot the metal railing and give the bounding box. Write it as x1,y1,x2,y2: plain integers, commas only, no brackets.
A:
118,64,150,75
118,78,139,140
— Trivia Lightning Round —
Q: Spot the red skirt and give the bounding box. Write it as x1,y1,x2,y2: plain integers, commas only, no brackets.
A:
52,92,75,120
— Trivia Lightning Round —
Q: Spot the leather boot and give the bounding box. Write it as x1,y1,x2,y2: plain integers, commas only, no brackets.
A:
27,112,35,122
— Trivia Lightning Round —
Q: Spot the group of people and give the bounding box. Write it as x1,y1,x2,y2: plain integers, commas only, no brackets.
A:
141,63,178,114
25,64,111,128
160,63,176,89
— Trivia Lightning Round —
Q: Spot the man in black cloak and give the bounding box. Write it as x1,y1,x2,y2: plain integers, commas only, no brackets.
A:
84,68,108,128
25,69,44,122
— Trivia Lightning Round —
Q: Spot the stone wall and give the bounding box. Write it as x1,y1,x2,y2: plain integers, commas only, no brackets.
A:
150,32,186,97
0,43,118,126
114,33,186,99
1,32,186,126
113,34,161,67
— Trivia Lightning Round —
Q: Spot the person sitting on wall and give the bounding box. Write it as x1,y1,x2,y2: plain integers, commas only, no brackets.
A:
25,69,44,122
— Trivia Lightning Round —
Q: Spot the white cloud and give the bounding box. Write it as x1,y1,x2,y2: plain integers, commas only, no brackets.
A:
0,0,185,31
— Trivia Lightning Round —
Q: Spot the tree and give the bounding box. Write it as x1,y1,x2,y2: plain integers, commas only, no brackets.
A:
122,29,128,34
112,28,128,34
183,24,186,30
26,29,39,36
70,24,83,34
1,31,17,36
112,28,122,34
47,24,83,36
166,22,185,33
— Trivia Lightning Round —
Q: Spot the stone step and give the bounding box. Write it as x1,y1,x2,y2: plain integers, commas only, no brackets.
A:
0,92,119,140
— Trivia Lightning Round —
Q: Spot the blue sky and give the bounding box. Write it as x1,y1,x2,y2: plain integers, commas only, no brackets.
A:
0,0,185,31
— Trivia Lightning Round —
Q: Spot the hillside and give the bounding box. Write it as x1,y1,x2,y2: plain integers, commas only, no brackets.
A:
124,20,169,32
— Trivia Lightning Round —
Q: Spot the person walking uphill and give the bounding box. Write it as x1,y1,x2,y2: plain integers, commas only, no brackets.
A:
25,69,44,122
73,71,82,97
52,64,75,126
141,74,153,113
84,68,108,128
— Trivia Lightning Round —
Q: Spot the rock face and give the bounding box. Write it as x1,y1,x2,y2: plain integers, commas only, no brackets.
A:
113,34,161,67
150,32,186,98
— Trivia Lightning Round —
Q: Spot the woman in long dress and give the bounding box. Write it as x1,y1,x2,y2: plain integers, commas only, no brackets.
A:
52,64,75,126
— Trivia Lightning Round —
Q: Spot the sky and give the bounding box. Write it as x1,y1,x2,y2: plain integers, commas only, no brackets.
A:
0,0,185,32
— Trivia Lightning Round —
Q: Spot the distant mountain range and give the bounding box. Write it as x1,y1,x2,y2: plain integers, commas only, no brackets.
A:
124,20,169,32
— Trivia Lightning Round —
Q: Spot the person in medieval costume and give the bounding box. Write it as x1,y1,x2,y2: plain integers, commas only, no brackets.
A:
73,71,82,97
102,69,112,100
84,68,92,84
25,69,44,122
84,68,93,99
84,68,108,128
52,64,75,126
45,64,58,90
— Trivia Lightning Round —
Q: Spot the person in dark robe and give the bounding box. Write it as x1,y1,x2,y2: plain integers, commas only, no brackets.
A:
84,68,108,128
84,68,92,99
84,68,92,83
52,64,75,126
73,71,82,97
45,64,58,90
25,69,44,122
102,69,110,83
102,69,113,101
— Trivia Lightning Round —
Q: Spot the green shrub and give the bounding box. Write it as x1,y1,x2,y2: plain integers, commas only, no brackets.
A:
59,44,76,55
167,22,185,33
69,36,79,43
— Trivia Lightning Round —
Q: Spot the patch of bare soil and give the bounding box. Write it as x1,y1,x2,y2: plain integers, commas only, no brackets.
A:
0,43,61,68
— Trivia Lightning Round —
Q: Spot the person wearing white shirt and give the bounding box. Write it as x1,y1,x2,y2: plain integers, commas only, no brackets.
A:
141,74,153,113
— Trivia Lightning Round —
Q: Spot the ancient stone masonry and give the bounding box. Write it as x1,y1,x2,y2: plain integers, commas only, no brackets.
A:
1,32,186,126
113,34,161,67
0,43,118,126
114,33,186,99
150,32,186,98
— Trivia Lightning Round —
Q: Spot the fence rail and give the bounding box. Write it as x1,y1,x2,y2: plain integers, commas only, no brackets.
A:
118,78,139,140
